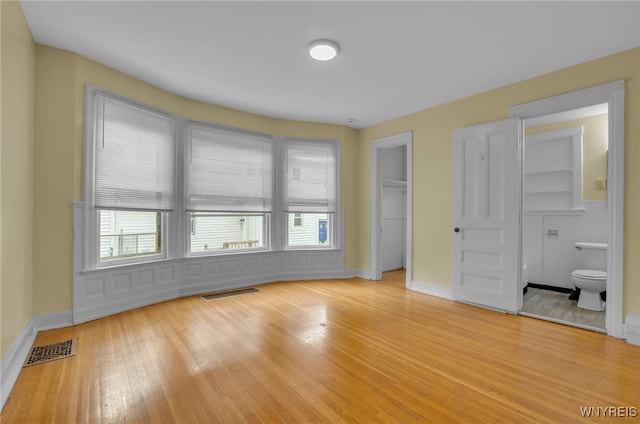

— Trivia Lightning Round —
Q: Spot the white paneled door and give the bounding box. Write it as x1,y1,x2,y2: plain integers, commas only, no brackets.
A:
453,118,521,312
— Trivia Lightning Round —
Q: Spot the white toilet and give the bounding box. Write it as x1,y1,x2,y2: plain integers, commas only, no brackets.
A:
571,242,607,311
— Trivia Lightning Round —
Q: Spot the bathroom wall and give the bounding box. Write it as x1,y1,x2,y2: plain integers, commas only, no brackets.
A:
523,201,608,289
526,113,608,201
523,114,609,289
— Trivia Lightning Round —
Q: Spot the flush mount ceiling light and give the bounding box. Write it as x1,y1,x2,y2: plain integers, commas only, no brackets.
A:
308,39,340,61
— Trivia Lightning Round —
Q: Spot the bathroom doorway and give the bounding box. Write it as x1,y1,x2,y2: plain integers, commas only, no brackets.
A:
520,105,609,332
510,80,624,338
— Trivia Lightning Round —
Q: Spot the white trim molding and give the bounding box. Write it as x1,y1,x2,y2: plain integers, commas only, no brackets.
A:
33,311,74,332
345,269,371,280
624,313,640,346
1,310,75,411
0,319,36,410
409,280,454,300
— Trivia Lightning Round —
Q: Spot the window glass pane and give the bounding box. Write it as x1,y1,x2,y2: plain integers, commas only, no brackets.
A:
288,213,330,247
100,210,161,261
190,213,265,253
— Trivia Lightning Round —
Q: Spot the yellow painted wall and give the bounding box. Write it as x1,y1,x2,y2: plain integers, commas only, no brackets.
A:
32,47,360,314
526,114,608,201
32,47,77,315
359,48,639,316
1,1,36,358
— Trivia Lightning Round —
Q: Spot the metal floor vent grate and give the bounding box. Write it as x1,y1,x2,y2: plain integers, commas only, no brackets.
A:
201,287,260,301
23,338,77,367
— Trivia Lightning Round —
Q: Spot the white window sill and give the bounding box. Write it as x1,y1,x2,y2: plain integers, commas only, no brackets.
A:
80,247,343,275
524,208,586,216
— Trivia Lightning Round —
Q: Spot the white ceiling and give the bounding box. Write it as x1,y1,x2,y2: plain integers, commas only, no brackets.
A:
20,1,640,128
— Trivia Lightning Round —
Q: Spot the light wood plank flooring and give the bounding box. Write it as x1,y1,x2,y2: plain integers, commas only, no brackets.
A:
2,271,638,423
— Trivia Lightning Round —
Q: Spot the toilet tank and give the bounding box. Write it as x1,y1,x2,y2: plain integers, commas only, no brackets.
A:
575,242,607,271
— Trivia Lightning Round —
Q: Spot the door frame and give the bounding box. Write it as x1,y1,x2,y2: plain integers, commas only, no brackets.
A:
510,80,625,338
370,131,413,284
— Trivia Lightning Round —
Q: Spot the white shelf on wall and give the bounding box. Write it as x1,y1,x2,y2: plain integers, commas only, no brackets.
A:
524,189,573,195
524,208,585,216
524,126,583,211
525,168,574,176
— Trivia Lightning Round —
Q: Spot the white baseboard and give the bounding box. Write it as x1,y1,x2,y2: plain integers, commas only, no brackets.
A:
1,318,36,411
345,269,370,280
1,310,75,411
408,280,454,300
277,269,351,282
624,313,640,346
74,287,180,325
34,311,73,331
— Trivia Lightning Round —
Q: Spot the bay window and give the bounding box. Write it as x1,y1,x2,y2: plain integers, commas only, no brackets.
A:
85,86,339,269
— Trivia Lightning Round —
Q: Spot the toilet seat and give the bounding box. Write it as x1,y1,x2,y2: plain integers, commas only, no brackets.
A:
571,269,606,311
572,269,606,280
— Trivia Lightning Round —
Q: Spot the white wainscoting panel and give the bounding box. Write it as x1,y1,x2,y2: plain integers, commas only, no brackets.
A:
277,250,345,280
522,201,607,289
75,262,182,324
180,253,279,296
73,202,348,324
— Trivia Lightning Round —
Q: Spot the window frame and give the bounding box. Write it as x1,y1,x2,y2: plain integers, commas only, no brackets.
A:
285,212,335,249
183,120,275,257
96,210,168,266
83,86,179,270
187,211,271,257
280,138,340,250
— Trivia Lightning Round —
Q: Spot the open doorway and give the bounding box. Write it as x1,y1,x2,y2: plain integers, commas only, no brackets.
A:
380,145,407,272
511,80,625,338
370,132,413,286
520,104,609,332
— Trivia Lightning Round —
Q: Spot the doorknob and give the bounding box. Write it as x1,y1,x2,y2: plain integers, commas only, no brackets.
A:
454,227,460,233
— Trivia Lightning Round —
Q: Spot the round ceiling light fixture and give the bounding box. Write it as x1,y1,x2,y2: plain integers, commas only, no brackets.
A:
308,39,340,61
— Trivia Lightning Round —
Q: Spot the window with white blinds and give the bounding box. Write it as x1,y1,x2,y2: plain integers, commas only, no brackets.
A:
283,139,337,213
185,123,273,213
94,93,176,211
85,86,341,267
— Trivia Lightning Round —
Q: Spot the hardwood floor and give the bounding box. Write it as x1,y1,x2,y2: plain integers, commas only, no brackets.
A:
2,270,639,423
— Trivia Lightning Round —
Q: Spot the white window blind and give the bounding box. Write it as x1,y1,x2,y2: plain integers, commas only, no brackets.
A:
94,93,176,211
185,123,273,212
284,140,337,213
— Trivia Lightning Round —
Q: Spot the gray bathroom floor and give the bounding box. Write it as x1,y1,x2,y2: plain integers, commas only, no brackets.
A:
522,287,606,331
